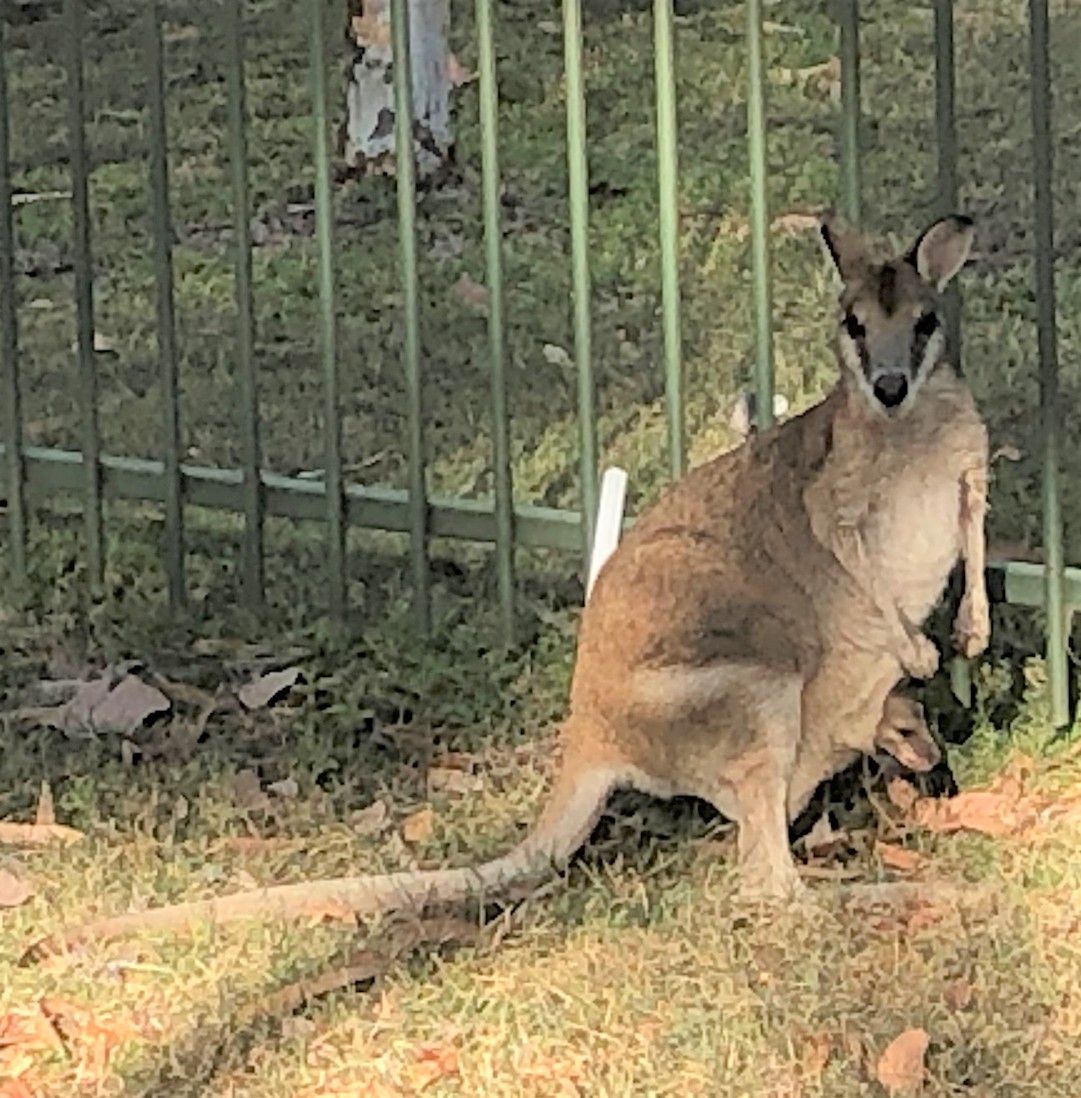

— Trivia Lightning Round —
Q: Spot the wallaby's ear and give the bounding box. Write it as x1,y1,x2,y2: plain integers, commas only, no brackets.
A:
907,214,974,291
819,210,867,284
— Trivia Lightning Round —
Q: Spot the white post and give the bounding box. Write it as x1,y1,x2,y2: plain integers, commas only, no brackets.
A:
585,467,629,601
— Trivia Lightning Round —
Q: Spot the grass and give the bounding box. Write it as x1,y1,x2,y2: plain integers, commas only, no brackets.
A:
3,0,1081,1094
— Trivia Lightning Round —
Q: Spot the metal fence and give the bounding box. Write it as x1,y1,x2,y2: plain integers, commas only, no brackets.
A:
0,0,1077,724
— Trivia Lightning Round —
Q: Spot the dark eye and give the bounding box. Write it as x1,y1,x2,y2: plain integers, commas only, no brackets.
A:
842,313,865,340
914,311,939,338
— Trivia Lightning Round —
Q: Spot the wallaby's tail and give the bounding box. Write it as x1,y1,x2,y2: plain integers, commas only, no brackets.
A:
22,759,618,963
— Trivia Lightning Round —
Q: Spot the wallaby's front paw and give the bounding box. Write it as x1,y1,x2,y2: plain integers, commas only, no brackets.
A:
953,591,991,658
902,633,940,679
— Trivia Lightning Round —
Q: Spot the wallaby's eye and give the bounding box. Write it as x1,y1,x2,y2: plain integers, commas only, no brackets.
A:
914,311,939,338
842,313,865,340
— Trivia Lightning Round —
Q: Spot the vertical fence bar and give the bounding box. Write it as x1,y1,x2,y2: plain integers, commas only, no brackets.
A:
145,1,185,608
224,0,264,607
933,0,962,366
1028,0,1069,728
746,0,774,430
653,0,684,479
0,13,26,580
562,0,597,557
475,0,516,643
932,0,971,705
65,0,104,586
837,0,861,227
309,0,346,615
390,0,431,629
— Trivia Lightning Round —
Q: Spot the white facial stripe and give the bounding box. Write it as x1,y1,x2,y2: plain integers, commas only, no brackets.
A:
905,325,945,404
838,327,881,405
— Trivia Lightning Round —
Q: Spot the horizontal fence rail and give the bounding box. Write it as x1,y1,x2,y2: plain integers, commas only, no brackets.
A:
0,0,1074,719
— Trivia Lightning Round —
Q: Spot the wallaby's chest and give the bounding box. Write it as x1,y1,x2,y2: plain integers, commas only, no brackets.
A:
855,403,984,619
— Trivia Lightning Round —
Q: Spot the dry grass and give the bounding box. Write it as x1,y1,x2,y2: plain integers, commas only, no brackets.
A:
5,733,1081,1097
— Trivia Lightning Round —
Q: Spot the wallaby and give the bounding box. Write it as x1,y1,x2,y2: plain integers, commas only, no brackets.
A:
871,693,941,775
29,213,988,957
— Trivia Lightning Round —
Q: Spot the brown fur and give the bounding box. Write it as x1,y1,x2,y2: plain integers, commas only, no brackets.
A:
28,214,989,958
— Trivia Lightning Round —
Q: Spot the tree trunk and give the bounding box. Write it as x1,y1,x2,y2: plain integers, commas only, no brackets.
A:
344,0,453,180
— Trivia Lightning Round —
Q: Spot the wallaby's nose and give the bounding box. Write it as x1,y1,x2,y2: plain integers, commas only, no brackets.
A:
873,373,909,409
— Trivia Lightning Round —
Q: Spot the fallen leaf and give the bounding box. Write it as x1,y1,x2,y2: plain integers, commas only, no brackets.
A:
89,675,170,734
238,667,301,710
0,870,33,909
0,1078,35,1098
800,1032,834,1079
775,56,841,99
352,800,391,836
432,751,475,771
943,978,973,1010
763,20,805,36
0,1005,64,1055
68,332,117,354
34,782,55,827
911,788,1036,837
267,777,299,799
905,901,948,932
232,769,268,811
0,822,84,846
876,842,926,873
0,1050,35,1079
427,767,482,796
40,676,110,729
405,1043,460,1091
39,997,141,1081
886,777,920,813
542,343,573,369
876,1027,929,1094
451,272,489,312
771,211,820,235
24,673,170,736
402,807,434,844
991,444,1022,463
211,835,280,854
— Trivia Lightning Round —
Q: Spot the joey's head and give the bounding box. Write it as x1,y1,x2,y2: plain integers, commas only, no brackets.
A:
873,701,941,773
820,213,975,416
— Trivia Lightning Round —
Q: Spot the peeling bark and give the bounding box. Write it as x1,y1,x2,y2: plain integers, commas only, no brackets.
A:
343,0,453,180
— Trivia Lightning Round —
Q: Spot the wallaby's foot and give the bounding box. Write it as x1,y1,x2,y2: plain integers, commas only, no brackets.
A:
953,590,990,658
901,632,940,680
737,861,806,907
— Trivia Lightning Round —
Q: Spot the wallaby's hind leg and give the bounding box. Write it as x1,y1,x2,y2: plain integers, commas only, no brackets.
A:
728,759,804,901
697,677,804,902
630,661,804,901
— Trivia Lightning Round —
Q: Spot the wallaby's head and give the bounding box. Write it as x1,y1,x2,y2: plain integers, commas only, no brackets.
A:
873,703,941,773
820,213,975,415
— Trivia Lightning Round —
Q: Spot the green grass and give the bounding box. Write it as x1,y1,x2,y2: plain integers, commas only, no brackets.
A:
4,0,1081,1094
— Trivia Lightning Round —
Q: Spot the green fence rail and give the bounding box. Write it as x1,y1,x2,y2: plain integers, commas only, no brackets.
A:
0,0,1074,722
